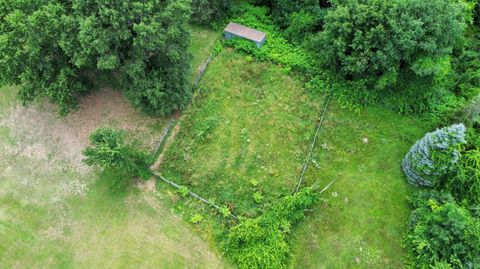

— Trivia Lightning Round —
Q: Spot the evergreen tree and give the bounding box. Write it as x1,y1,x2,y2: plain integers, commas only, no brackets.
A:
402,124,467,187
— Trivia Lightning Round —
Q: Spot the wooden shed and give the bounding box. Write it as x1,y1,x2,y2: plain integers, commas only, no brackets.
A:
223,22,266,48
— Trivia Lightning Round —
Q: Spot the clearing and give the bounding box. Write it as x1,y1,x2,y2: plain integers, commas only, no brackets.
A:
158,45,429,268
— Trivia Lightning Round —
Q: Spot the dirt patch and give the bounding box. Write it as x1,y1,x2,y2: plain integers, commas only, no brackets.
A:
137,178,157,192
150,124,181,171
1,89,165,174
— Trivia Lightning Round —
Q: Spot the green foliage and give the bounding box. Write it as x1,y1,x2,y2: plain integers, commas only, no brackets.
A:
219,205,231,217
223,187,318,269
225,4,312,72
83,128,152,180
191,0,231,25
406,191,480,268
0,0,192,116
252,191,263,203
314,0,466,80
443,145,480,206
402,124,467,187
177,186,190,197
190,213,204,224
304,0,471,118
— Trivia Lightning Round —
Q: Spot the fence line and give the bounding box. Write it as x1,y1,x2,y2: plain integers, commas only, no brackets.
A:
294,89,333,193
152,172,238,220
151,119,175,161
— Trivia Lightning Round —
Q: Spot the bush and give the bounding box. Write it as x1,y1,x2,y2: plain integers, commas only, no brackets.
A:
402,124,466,187
406,191,480,268
83,128,153,179
223,187,317,269
444,145,480,206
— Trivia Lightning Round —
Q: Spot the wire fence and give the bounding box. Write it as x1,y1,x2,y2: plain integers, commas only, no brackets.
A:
153,172,238,220
294,88,333,193
151,119,175,163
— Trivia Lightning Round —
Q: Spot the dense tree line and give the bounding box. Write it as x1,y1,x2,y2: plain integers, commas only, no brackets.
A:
191,0,232,25
0,0,191,116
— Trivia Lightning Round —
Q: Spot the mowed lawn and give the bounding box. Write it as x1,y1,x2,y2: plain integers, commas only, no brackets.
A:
0,26,229,269
161,48,321,215
159,47,430,268
291,104,429,268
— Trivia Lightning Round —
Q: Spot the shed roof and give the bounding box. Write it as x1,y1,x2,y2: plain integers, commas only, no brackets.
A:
224,22,266,43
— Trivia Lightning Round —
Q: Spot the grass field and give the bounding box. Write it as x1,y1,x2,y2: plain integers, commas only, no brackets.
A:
158,47,430,268
0,25,229,269
0,24,432,268
161,49,321,215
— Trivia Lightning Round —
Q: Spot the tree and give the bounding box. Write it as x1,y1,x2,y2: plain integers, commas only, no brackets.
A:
0,1,86,115
312,0,466,83
190,0,232,25
0,0,192,116
402,124,466,187
83,128,153,179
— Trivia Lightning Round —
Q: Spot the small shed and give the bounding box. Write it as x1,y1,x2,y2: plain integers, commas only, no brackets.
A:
224,22,266,48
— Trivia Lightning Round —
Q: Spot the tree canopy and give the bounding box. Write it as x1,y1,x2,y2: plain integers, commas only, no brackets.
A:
312,0,466,83
0,0,191,116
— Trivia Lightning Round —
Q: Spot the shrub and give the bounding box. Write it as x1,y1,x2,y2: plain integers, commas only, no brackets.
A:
223,187,317,269
444,146,480,206
406,191,480,268
402,124,467,187
83,128,152,179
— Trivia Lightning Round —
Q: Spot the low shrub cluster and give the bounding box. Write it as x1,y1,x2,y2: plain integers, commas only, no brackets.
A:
406,191,480,268
223,187,317,269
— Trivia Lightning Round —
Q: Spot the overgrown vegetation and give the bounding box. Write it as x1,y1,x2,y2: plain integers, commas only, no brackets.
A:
225,4,312,72
223,187,317,269
403,124,480,267
0,0,192,116
406,191,480,268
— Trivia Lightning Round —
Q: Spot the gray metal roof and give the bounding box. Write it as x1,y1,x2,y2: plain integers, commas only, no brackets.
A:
224,22,266,43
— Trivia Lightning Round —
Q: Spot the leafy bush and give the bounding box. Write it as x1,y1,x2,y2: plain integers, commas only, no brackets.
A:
444,146,480,206
402,124,466,187
406,191,480,268
0,0,192,116
83,128,152,179
225,4,313,73
223,187,317,269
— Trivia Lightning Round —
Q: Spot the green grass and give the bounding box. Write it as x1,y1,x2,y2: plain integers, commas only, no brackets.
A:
159,48,430,268
290,105,429,268
189,25,220,81
162,49,320,216
0,26,229,269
